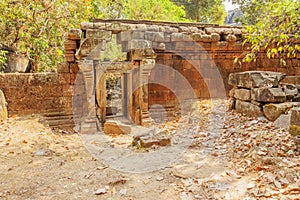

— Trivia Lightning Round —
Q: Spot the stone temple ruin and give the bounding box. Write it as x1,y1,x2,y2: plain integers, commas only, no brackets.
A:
0,20,299,136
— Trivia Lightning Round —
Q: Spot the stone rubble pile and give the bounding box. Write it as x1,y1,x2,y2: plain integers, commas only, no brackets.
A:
228,71,300,136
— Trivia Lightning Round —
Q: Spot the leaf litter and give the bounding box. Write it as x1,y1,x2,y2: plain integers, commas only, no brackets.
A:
0,100,299,199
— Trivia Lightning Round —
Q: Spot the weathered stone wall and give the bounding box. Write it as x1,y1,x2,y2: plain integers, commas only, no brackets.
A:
151,42,300,107
0,63,85,128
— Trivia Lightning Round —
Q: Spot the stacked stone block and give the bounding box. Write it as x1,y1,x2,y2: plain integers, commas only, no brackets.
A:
228,71,300,135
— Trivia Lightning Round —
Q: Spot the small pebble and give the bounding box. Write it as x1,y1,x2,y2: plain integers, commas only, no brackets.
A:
94,188,106,195
119,188,127,196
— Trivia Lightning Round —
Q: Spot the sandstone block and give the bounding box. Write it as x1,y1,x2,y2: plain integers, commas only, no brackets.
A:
0,90,7,121
145,31,164,42
127,49,156,60
132,31,145,39
226,34,237,42
106,22,130,33
171,33,190,41
204,27,216,34
64,40,77,50
93,22,106,29
80,22,94,30
251,87,286,103
211,33,221,42
200,34,212,42
231,88,251,101
104,121,132,135
263,102,300,121
191,33,202,41
86,29,112,40
251,100,262,107
64,52,75,63
75,39,104,58
228,71,286,88
235,99,263,117
171,33,183,41
178,26,189,32
188,26,199,33
132,128,171,148
290,107,300,136
133,24,148,31
67,29,82,40
291,107,300,126
117,31,132,42
127,39,152,50
147,25,160,32
274,114,291,129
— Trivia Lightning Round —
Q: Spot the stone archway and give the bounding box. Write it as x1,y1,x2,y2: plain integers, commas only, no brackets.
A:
65,19,247,134
72,24,157,133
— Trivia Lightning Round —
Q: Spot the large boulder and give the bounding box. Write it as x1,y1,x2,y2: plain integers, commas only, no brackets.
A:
263,102,300,121
274,114,291,129
290,107,300,136
0,89,7,121
228,71,285,89
251,87,286,103
235,99,263,117
229,88,251,101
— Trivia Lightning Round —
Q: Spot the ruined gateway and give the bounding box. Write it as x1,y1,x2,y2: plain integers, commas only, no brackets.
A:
0,20,299,132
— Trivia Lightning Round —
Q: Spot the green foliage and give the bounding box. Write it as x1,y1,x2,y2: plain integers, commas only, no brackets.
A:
171,0,226,24
93,0,187,21
0,0,93,72
124,0,187,21
233,0,300,66
231,0,266,25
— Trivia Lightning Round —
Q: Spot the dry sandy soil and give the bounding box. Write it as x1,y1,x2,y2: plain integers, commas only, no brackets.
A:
0,100,299,200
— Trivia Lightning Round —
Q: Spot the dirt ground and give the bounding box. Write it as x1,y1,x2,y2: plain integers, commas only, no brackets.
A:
0,100,299,200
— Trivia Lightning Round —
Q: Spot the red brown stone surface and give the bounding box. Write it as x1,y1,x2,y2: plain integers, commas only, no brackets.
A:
0,20,299,129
